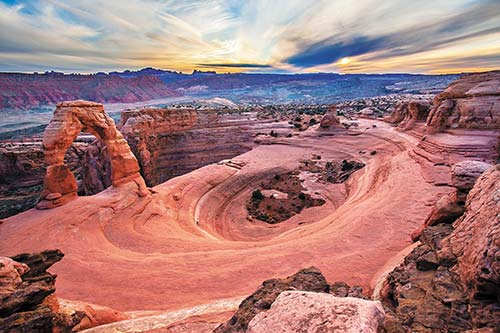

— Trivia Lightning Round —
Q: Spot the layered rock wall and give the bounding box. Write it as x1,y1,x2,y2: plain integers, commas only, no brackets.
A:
427,71,500,130
381,165,500,332
119,108,286,186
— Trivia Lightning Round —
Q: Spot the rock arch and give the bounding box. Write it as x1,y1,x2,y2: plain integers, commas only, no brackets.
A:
37,100,149,209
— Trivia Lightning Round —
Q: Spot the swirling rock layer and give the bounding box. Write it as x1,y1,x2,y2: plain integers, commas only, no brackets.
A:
0,119,455,314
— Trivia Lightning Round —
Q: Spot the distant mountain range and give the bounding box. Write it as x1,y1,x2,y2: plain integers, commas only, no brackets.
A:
0,68,460,110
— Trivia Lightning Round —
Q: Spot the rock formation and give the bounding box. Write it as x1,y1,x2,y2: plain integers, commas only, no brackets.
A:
381,165,500,332
247,291,385,333
0,72,179,110
119,107,288,186
0,141,90,218
0,250,84,332
440,165,500,302
427,71,500,130
37,100,149,209
214,267,330,333
412,160,492,240
319,106,341,129
384,100,431,130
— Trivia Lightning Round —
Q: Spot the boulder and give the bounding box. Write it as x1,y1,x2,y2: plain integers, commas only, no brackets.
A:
247,291,385,333
319,106,341,129
214,267,330,333
451,160,492,192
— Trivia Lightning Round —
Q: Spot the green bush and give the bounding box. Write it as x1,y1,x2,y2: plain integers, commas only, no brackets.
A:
251,189,264,201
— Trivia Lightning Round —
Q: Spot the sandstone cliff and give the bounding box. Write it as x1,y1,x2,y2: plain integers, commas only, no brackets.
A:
381,165,500,332
427,71,500,130
119,107,289,186
384,100,431,130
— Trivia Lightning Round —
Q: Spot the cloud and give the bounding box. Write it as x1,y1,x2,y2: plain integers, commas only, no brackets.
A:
197,63,271,68
285,36,388,67
0,0,499,73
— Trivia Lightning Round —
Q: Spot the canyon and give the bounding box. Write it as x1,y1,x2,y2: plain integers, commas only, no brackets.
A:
0,72,179,110
0,71,499,332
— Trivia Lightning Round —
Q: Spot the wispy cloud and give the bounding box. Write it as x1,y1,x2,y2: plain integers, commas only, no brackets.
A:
0,0,498,73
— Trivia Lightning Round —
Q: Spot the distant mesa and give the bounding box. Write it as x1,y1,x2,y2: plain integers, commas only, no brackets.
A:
37,100,149,209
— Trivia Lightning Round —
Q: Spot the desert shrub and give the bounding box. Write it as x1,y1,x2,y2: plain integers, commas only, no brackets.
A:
251,189,264,201
298,192,306,200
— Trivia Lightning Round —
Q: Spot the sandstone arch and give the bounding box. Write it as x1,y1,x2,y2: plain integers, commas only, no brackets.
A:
37,100,149,209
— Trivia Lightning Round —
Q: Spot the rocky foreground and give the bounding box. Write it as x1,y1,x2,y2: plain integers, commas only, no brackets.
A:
0,71,499,332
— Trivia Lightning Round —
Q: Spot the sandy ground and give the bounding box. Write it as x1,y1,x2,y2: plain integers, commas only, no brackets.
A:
0,119,452,314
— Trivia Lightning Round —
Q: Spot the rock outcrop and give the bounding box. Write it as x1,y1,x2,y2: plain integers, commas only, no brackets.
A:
0,141,90,218
381,165,500,332
319,106,341,129
440,165,500,302
0,250,84,332
427,71,500,130
214,267,330,333
247,291,385,333
119,107,288,186
412,160,492,240
37,100,149,209
384,100,431,130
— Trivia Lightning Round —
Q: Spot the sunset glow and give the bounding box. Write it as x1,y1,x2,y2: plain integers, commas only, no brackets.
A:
0,0,499,73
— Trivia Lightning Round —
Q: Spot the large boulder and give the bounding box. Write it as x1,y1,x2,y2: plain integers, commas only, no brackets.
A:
427,71,500,130
214,267,330,333
451,160,493,192
247,291,385,333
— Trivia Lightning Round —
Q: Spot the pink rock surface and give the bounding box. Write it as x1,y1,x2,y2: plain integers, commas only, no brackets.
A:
37,100,149,209
247,291,385,333
441,165,500,299
427,71,500,130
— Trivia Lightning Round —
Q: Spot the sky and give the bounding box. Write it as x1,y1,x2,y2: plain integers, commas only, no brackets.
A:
0,0,499,74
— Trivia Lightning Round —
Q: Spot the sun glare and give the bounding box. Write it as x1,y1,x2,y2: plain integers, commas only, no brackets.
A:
339,57,351,65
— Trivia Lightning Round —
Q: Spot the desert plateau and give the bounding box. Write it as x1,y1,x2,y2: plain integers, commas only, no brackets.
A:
1,1,499,332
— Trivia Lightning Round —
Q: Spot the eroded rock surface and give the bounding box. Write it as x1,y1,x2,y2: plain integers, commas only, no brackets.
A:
247,291,385,333
381,165,500,332
214,267,330,333
37,100,148,209
319,106,341,129
384,100,430,130
413,160,492,240
0,250,84,333
427,71,500,130
119,107,288,186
